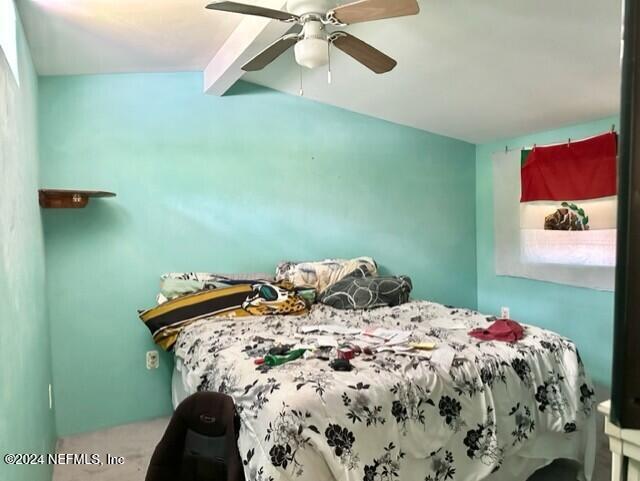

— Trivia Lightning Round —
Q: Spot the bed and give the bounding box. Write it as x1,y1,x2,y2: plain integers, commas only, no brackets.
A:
171,300,596,481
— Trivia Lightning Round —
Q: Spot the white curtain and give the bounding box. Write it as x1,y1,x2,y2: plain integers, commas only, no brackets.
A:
492,150,615,291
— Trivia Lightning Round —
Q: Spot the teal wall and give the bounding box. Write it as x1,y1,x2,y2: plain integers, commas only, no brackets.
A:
475,116,618,387
38,73,477,436
0,7,56,481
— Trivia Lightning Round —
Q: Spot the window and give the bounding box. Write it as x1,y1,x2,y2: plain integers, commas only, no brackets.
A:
0,0,19,85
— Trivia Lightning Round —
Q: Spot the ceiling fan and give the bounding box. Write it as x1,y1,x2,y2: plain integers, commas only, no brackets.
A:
205,0,420,74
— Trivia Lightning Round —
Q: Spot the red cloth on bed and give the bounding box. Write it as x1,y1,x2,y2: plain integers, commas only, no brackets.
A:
469,319,524,343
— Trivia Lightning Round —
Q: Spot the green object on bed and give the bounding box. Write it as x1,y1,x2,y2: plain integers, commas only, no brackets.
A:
264,348,307,367
297,288,317,305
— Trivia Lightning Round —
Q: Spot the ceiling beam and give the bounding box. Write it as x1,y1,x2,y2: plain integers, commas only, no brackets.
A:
203,0,290,96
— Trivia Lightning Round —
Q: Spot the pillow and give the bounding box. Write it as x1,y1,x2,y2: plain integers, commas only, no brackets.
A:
242,282,309,316
140,284,254,350
141,281,308,350
275,257,377,293
161,272,275,282
157,272,275,304
319,275,413,310
159,278,227,301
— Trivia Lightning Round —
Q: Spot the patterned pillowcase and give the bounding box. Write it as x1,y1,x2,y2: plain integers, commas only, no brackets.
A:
319,275,413,310
157,272,275,304
141,284,255,350
159,278,227,301
275,257,377,293
242,282,309,316
161,272,275,283
141,280,308,350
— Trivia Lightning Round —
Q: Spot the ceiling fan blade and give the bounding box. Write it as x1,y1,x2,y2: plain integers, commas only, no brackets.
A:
328,0,419,25
206,1,299,22
330,32,397,73
242,29,301,71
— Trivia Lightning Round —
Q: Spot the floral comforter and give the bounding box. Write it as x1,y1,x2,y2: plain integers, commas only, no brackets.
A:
173,301,596,481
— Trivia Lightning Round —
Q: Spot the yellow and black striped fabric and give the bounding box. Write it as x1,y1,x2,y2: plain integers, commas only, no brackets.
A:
139,282,310,350
139,284,254,350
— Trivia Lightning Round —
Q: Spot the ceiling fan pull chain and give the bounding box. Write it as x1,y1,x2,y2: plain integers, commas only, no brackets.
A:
327,42,332,84
299,64,304,96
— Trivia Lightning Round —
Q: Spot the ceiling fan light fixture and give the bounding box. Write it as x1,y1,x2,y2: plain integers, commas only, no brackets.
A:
294,20,328,69
294,37,328,69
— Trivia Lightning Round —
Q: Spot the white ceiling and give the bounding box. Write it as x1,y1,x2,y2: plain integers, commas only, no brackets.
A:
17,0,622,142
17,0,243,74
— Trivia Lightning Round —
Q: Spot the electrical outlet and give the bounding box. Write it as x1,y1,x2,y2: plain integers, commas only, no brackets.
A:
500,307,510,319
146,350,159,370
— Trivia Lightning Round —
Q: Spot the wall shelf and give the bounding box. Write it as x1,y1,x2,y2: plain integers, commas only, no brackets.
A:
38,189,116,209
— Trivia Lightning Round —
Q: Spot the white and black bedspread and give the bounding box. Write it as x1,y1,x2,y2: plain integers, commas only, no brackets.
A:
173,301,596,481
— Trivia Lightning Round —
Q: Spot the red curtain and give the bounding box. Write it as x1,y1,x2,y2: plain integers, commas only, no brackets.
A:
520,132,617,202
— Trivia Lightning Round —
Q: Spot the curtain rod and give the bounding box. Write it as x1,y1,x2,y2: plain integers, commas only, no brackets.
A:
502,125,616,153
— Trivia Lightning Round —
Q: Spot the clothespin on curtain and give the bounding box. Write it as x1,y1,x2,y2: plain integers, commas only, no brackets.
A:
611,124,616,133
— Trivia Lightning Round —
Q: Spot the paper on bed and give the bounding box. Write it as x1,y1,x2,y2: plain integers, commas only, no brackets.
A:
300,324,361,335
386,333,412,346
362,328,411,344
316,335,339,347
429,346,456,369
377,345,413,353
362,327,397,340
353,334,383,345
427,318,467,329
348,336,383,352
